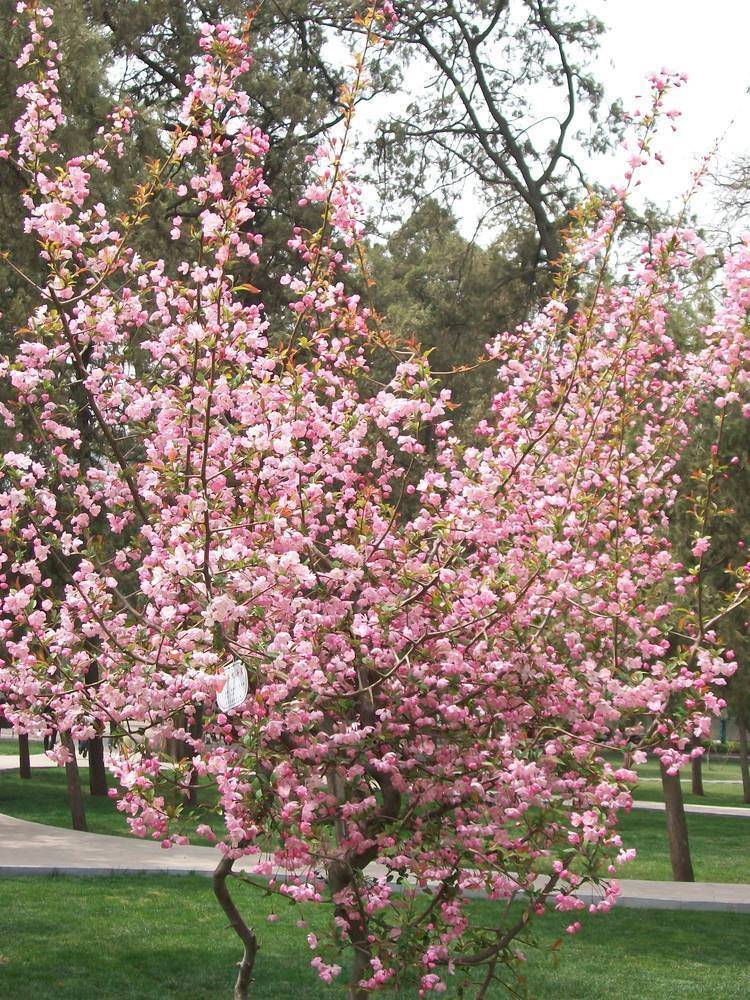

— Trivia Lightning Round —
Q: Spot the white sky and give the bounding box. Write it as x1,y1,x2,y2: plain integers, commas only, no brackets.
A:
591,0,750,219
349,0,750,242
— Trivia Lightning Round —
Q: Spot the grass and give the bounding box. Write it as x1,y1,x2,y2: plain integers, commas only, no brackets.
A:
0,875,748,999
617,809,750,883
0,737,45,756
0,767,221,845
0,766,125,835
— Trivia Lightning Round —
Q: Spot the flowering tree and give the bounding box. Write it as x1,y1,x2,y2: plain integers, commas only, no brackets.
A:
2,4,750,998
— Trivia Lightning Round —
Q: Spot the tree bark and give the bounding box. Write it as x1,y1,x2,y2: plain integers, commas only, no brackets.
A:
61,732,87,831
691,754,704,797
213,855,258,999
18,733,31,779
738,716,750,805
660,762,694,881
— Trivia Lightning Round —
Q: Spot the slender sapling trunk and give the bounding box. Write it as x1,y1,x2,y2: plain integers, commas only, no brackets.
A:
85,660,108,796
186,707,203,807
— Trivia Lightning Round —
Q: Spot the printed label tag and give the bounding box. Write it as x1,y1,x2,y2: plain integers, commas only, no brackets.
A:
216,659,248,713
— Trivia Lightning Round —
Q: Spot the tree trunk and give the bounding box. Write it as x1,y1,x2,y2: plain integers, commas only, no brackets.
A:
660,762,694,881
691,754,704,797
18,733,31,779
347,920,372,1000
213,855,258,999
61,732,87,831
328,860,372,1000
88,735,108,797
738,716,750,805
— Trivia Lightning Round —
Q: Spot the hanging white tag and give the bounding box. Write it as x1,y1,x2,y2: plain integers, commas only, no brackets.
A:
216,659,248,713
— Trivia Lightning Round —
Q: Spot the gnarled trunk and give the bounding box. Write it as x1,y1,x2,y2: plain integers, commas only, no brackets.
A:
660,762,694,881
213,855,258,999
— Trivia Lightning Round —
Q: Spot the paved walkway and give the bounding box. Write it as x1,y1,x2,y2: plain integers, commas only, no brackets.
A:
632,799,750,818
0,811,246,877
1,812,749,913
0,752,90,771
2,753,61,771
638,777,743,784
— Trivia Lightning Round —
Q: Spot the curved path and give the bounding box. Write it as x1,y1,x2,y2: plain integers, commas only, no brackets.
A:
1,811,749,913
0,752,90,771
0,810,246,877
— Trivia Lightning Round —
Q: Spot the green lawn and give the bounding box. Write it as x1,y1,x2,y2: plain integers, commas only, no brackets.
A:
617,809,750,883
0,737,45,756
0,767,125,835
0,876,748,999
0,767,221,844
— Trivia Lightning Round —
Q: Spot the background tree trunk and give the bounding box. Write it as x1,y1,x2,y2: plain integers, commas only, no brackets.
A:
88,735,108,797
85,659,108,796
61,732,87,831
167,711,202,806
660,762,694,881
738,716,750,805
691,754,704,797
18,733,31,779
